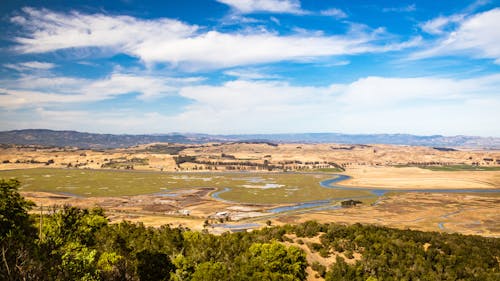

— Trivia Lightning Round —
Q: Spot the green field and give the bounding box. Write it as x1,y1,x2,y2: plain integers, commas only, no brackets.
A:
420,165,500,171
395,164,500,171
0,168,372,204
421,165,500,171
305,167,344,173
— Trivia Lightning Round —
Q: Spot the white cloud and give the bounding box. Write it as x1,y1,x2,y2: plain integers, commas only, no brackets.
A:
132,31,373,69
10,8,416,70
216,0,305,14
464,0,491,13
420,14,464,35
12,7,198,54
0,108,170,134
337,76,469,106
2,74,499,136
415,8,500,63
383,4,416,13
165,75,500,135
4,61,56,71
325,60,350,66
224,68,279,79
0,72,200,108
320,8,347,19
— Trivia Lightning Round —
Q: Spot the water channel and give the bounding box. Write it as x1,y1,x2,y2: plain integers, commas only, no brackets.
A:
212,174,500,214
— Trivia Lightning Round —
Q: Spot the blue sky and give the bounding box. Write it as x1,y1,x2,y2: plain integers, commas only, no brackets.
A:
0,0,499,136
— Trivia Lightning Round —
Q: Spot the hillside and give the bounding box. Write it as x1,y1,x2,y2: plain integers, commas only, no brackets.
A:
1,129,499,149
0,129,215,148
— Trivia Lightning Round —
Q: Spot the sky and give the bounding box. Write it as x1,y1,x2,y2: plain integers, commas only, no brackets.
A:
0,0,499,137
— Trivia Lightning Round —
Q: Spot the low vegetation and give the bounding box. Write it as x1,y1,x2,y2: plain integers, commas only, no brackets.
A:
2,179,499,280
101,157,149,169
395,164,500,171
0,168,372,203
418,164,500,171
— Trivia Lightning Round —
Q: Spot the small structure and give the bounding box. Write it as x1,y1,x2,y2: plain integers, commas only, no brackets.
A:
341,200,362,207
210,211,231,222
214,211,229,218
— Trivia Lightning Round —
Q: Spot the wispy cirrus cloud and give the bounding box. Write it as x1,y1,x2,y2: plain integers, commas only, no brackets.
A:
4,61,56,71
9,7,418,70
320,8,347,19
0,72,201,108
216,0,306,15
419,14,465,35
414,8,500,64
10,7,197,54
382,4,416,13
223,68,280,79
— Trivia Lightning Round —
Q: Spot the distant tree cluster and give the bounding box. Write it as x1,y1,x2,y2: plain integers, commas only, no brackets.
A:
1,179,499,280
175,155,344,172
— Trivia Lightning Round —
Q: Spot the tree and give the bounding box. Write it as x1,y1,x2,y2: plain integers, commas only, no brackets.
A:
191,261,229,281
97,251,126,281
42,206,108,248
0,179,38,280
136,250,174,281
59,242,99,281
40,206,108,280
325,256,354,281
243,241,308,281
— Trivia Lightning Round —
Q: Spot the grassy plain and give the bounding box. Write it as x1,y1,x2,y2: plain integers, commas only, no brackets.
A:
417,164,500,171
0,168,371,204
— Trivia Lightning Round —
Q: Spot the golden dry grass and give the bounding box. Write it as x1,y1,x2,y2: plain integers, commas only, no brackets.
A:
343,166,500,189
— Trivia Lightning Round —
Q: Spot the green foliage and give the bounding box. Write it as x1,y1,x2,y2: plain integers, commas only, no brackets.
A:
319,223,500,280
35,206,108,280
60,242,99,281
97,252,125,280
243,241,308,281
325,256,354,281
170,254,195,281
136,250,173,281
293,220,325,237
0,179,35,240
397,164,500,171
191,261,229,281
311,261,327,278
0,179,38,280
42,206,108,248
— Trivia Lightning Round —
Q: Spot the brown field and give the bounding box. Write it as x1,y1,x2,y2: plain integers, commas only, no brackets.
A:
343,166,500,189
1,142,499,238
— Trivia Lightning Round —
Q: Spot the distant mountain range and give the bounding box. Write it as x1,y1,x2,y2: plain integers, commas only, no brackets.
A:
1,129,499,149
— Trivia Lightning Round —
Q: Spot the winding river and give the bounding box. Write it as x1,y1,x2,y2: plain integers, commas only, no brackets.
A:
212,174,500,214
